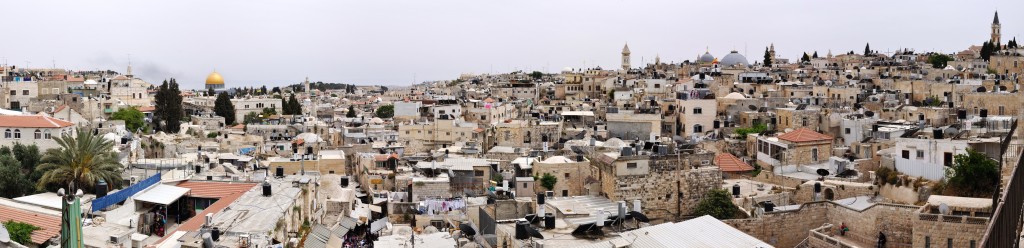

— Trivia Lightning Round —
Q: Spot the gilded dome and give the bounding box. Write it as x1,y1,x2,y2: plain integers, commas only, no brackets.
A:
206,72,224,85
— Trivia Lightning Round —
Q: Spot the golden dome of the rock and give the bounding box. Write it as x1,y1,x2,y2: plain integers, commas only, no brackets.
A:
206,72,224,85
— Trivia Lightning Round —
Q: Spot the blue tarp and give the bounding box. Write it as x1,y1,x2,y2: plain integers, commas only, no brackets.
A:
91,173,161,212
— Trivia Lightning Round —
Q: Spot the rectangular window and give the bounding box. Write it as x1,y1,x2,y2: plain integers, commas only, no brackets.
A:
562,190,568,197
474,170,484,177
917,150,925,159
845,128,851,134
925,236,930,248
811,148,819,162
9,90,14,95
626,163,638,169
21,90,28,95
902,150,910,159
564,173,570,178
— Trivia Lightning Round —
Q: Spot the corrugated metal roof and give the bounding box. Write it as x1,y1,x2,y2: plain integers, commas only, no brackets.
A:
597,215,773,248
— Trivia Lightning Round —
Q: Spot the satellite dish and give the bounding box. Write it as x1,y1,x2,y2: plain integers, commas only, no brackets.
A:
816,169,830,176
939,203,951,215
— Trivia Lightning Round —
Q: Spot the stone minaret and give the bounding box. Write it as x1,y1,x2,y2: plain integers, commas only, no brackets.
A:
769,43,776,60
992,11,1001,46
621,43,631,70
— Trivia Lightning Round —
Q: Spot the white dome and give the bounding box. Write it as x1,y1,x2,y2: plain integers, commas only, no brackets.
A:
602,138,627,148
720,51,749,67
102,133,120,142
724,92,746,99
295,132,323,143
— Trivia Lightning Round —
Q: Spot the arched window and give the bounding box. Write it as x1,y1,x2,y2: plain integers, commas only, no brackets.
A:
34,130,41,139
14,129,21,139
3,129,9,139
693,124,704,134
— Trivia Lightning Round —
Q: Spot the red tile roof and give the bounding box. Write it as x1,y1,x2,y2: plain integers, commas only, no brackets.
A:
777,128,833,143
0,115,74,128
155,181,256,244
714,153,754,172
175,192,245,232
0,205,60,244
373,153,399,162
175,181,256,199
136,106,156,112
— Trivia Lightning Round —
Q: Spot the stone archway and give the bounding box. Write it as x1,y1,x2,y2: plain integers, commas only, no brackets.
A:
824,188,836,201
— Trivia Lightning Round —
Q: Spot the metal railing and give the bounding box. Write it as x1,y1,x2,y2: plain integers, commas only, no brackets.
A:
981,137,1024,247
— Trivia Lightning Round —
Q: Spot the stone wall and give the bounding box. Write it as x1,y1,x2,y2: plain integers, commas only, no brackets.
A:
793,180,876,204
532,160,591,196
724,202,830,248
826,203,919,246
678,167,724,217
593,154,722,223
912,213,988,248
412,180,451,201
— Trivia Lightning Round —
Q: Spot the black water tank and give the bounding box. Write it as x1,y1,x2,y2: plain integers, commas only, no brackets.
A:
732,184,740,197
957,110,967,120
195,165,202,173
95,180,108,197
514,221,529,240
933,128,944,139
764,201,775,212
340,177,350,187
211,227,221,241
814,182,821,193
544,213,555,229
980,109,988,118
537,193,545,205
275,166,284,178
262,182,272,197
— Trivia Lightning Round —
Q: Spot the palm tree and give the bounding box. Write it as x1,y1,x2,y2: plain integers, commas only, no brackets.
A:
36,128,123,193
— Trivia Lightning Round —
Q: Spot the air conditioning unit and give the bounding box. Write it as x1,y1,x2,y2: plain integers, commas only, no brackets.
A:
109,234,127,244
205,213,214,227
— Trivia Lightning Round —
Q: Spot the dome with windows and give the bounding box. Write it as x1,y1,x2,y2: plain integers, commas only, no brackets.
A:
720,51,749,67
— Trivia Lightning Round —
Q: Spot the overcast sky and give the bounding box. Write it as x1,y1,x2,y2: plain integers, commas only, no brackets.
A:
2,0,1020,89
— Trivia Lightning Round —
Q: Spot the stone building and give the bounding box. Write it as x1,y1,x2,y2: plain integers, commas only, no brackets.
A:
591,146,721,222
531,155,591,197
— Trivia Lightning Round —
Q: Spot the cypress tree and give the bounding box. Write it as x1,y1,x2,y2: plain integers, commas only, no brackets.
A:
214,92,236,125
